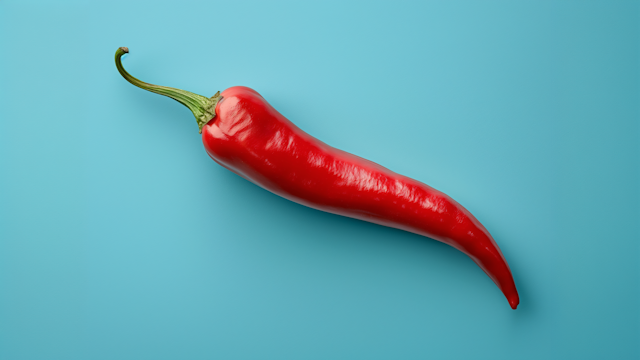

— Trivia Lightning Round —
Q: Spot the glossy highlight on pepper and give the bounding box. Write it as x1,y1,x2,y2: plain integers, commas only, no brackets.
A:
115,47,520,309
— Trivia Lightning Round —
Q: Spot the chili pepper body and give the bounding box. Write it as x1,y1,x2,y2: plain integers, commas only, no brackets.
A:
115,48,519,309
203,86,519,309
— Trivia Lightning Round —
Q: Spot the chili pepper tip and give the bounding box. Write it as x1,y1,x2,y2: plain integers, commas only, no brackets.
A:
509,296,519,309
119,47,129,53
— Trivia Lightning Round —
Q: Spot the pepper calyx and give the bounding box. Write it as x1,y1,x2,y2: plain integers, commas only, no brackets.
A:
198,91,221,133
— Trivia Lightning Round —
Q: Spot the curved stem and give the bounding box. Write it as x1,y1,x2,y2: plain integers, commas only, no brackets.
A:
115,47,220,133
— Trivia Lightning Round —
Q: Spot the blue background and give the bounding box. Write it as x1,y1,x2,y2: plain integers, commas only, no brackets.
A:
1,1,638,359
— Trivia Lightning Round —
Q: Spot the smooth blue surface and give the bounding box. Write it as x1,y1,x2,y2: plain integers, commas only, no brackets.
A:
1,1,638,359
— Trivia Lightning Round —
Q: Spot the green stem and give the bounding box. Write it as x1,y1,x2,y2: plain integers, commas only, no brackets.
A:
115,47,220,133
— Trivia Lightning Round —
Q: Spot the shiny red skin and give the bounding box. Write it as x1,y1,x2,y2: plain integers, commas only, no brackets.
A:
202,86,519,309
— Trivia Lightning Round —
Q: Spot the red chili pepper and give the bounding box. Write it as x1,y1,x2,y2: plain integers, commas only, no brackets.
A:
115,47,519,309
